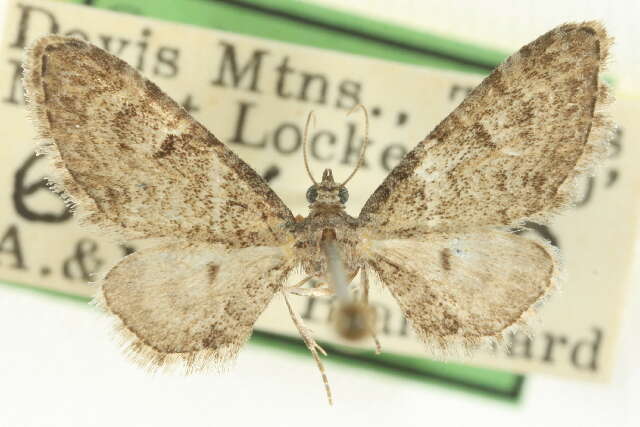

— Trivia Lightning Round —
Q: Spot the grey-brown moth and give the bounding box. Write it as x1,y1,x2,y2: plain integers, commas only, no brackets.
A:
22,22,613,404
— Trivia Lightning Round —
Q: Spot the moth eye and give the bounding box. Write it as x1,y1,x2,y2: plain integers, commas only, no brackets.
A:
306,185,318,203
338,187,349,204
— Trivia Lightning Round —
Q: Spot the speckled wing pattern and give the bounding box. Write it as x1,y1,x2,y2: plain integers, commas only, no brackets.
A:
94,243,293,372
360,22,613,351
360,22,612,237
23,35,295,371
367,231,558,352
23,35,293,248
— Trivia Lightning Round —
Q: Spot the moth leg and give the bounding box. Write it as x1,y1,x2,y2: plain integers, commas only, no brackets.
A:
291,275,315,288
282,290,333,405
345,270,360,293
361,268,382,354
285,276,335,297
287,287,334,297
284,275,314,293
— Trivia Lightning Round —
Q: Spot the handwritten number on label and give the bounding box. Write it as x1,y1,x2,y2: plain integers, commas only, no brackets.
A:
13,153,71,222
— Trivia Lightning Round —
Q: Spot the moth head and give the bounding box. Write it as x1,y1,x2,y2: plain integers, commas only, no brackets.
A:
302,105,368,209
306,169,349,206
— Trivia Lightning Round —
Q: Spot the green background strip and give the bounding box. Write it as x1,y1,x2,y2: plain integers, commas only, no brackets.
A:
77,0,507,73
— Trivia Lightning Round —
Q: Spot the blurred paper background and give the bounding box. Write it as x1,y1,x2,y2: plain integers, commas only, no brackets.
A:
0,1,638,426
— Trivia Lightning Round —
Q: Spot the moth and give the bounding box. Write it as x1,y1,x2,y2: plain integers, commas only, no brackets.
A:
23,22,613,404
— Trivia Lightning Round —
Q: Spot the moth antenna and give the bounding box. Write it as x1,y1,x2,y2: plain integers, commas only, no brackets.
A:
303,111,318,185
342,104,369,186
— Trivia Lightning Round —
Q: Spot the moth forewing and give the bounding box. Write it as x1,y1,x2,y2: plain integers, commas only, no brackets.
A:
22,35,294,247
358,22,614,238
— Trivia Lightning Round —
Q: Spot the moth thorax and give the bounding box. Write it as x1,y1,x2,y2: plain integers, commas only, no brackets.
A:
332,301,377,341
320,227,337,242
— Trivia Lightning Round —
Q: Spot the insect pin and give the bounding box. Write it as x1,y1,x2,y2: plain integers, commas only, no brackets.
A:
23,22,613,405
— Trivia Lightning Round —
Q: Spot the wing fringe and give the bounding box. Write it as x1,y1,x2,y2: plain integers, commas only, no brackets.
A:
530,21,615,225
91,288,242,375
368,233,563,359
23,35,132,241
